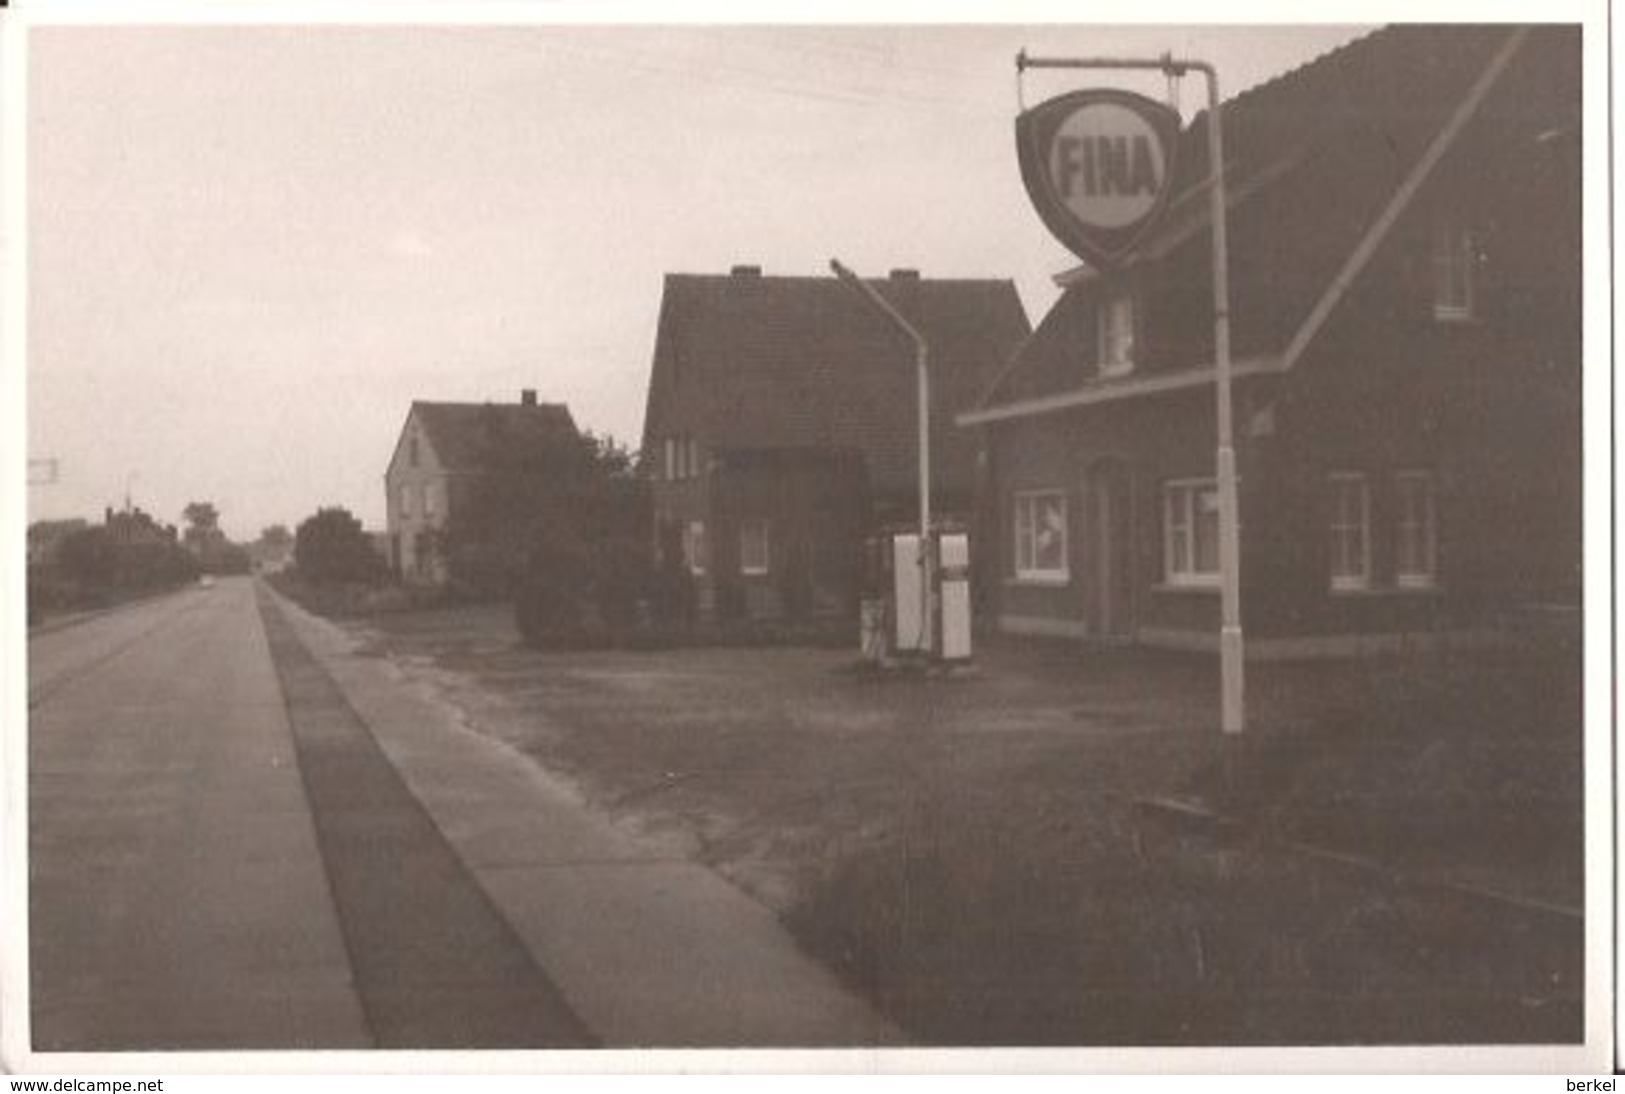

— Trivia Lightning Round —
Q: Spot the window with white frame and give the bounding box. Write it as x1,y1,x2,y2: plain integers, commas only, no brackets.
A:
684,520,707,575
1164,479,1220,584
739,518,770,575
1395,471,1437,587
663,438,677,481
1097,291,1136,377
1013,491,1068,580
1432,217,1476,321
1328,473,1371,590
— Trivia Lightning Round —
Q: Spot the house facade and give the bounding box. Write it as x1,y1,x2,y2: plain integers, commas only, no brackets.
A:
642,266,1030,619
963,26,1580,657
384,390,579,584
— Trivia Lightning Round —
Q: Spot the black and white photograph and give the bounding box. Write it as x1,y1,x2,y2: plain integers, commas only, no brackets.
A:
2,0,1610,1077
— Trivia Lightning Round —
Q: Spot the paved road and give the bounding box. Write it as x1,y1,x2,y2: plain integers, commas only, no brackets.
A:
28,577,891,1052
29,580,371,1050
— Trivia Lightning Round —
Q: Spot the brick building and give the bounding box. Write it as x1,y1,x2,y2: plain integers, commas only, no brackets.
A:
642,266,1030,619
962,26,1580,656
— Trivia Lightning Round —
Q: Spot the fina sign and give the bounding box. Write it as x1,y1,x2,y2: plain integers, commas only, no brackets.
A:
1016,88,1181,268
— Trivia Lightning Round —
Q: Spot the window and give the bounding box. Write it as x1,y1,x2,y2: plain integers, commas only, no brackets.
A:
1098,291,1135,377
421,481,436,519
739,518,770,575
1328,474,1371,590
1395,472,1437,587
664,438,677,481
684,520,707,575
1164,480,1220,584
408,435,420,468
1432,217,1475,321
689,438,703,479
399,483,413,518
1013,491,1068,580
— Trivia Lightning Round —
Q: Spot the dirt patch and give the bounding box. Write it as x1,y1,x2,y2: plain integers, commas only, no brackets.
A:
340,606,1584,1045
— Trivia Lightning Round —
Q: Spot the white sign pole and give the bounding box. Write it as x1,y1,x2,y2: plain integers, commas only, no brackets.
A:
1016,52,1245,735
1193,62,1246,736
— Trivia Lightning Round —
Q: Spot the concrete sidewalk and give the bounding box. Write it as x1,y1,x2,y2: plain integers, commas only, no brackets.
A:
267,588,899,1049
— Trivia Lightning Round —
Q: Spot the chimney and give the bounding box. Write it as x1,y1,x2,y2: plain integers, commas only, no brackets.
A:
520,389,537,407
889,268,920,281
730,264,762,278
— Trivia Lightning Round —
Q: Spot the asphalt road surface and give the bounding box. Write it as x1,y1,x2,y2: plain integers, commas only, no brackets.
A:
27,577,886,1054
28,578,587,1051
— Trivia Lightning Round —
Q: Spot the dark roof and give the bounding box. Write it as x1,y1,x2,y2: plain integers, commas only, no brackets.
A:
983,24,1576,412
410,400,579,473
642,271,1030,495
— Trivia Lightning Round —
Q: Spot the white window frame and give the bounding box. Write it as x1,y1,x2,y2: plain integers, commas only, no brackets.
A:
1013,490,1069,582
739,518,770,576
1432,217,1476,321
1328,473,1372,591
1163,478,1221,586
421,481,436,519
1097,290,1136,377
1395,471,1438,588
684,520,707,576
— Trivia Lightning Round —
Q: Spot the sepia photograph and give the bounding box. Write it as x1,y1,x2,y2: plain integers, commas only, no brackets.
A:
3,1,1610,1076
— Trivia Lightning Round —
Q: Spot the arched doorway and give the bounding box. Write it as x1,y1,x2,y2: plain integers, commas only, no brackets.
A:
1086,459,1135,640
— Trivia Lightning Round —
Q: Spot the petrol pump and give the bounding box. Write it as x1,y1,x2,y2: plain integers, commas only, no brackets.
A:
860,523,972,666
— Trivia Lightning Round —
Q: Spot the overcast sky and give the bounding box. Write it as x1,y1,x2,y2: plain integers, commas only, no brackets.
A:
27,22,1372,540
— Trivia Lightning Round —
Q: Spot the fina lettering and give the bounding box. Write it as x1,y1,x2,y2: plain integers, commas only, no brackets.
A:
1053,133,1160,199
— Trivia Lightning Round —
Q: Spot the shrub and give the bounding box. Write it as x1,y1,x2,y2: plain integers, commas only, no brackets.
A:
57,527,116,590
295,507,385,585
591,536,652,630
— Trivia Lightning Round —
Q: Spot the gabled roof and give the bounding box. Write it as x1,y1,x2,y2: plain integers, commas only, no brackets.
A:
975,24,1574,421
408,399,579,473
643,269,1030,495
1056,25,1535,288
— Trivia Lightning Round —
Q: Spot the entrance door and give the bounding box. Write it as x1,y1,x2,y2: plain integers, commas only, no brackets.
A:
1089,461,1134,639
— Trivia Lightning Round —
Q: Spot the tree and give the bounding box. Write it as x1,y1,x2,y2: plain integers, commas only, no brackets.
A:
295,507,385,584
182,500,227,558
259,524,292,549
183,501,220,536
442,429,648,599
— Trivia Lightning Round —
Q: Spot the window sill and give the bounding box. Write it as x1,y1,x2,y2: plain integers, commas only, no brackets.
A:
1007,574,1070,588
1432,310,1479,326
1330,583,1445,597
1152,581,1221,594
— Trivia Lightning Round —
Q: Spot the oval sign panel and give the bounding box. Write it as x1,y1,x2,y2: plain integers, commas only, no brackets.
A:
1016,88,1181,269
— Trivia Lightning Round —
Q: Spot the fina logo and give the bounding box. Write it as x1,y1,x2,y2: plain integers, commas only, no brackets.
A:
1016,88,1182,268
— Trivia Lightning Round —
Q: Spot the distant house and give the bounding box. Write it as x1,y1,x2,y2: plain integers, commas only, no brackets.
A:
26,519,88,567
641,265,1030,619
384,390,579,584
962,26,1580,656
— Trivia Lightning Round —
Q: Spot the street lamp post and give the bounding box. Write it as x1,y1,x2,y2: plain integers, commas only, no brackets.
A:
1016,51,1245,734
829,258,933,653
